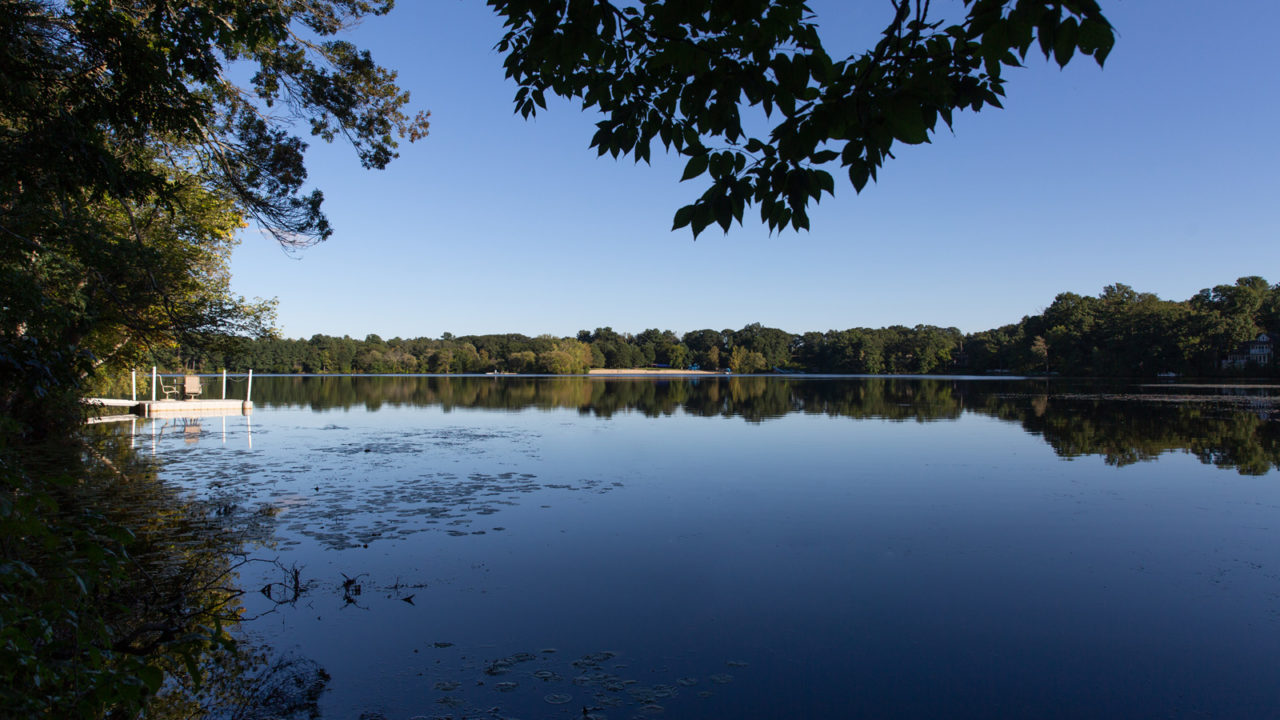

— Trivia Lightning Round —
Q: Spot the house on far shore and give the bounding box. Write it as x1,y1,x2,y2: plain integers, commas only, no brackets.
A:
1222,333,1274,370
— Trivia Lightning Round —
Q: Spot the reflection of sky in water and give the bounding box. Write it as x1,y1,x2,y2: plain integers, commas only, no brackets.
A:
132,390,1280,719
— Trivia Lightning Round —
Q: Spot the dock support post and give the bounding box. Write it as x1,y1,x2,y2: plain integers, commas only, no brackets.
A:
131,369,137,402
246,369,253,404
151,366,157,403
222,369,227,399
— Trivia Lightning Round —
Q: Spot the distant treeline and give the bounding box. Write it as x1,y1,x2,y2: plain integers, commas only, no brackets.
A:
167,277,1280,377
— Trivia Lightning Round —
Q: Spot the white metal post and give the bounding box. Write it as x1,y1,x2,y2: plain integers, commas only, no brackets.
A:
222,369,227,399
151,366,157,402
246,369,253,403
131,369,137,402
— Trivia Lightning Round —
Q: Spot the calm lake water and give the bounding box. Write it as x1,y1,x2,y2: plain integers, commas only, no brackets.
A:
121,376,1280,719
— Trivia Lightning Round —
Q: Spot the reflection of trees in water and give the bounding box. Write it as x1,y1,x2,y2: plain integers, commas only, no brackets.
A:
254,375,968,422
5,430,327,718
991,398,1280,476
254,376,1280,474
151,651,328,720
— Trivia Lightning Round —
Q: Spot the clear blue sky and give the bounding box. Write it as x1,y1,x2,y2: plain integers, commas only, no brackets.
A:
229,0,1280,341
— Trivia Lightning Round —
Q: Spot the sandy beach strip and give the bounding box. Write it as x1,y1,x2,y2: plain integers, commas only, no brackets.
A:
588,368,724,376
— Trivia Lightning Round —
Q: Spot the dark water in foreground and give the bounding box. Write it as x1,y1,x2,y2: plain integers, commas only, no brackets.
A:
120,376,1280,719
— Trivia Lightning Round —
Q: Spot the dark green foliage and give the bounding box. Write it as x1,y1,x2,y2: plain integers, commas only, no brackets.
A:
489,0,1114,236
2,0,427,240
967,278,1280,377
181,332,601,375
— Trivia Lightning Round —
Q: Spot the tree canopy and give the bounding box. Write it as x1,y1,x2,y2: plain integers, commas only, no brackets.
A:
1,0,428,436
489,0,1114,236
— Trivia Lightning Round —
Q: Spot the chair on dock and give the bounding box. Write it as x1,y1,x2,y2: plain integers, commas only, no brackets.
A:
160,377,180,399
183,375,202,400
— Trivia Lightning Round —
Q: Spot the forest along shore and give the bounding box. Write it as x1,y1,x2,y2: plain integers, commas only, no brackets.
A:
167,278,1280,378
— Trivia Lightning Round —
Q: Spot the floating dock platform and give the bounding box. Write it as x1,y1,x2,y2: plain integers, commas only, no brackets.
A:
87,369,256,419
87,398,253,417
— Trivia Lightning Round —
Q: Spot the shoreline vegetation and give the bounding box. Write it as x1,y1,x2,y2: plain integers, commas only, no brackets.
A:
144,277,1278,380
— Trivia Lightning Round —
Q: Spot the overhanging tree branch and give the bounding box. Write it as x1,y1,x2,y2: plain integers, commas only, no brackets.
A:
488,0,1114,237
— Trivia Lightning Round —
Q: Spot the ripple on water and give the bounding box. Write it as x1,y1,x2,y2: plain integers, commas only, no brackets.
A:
387,647,741,719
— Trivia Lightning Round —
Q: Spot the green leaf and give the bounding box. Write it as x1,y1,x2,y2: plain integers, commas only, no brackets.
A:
776,91,796,117
1037,8,1059,59
848,162,870,193
814,170,835,198
885,97,929,145
672,204,695,231
713,196,732,232
770,53,792,83
690,203,713,238
1079,18,1115,65
1094,31,1114,64
1077,18,1107,53
1054,18,1078,67
139,665,163,694
681,154,709,181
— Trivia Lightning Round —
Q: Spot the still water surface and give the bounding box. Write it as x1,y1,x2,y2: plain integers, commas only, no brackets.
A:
129,376,1280,718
